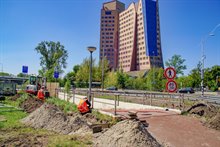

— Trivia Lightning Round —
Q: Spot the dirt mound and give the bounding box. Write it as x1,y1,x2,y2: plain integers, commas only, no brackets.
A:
187,102,220,131
0,134,48,147
19,96,44,113
208,112,220,130
9,93,22,101
94,120,161,147
21,103,91,135
187,102,218,118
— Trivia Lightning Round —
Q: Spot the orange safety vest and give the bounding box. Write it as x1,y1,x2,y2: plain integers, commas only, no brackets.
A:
77,99,89,113
37,89,45,100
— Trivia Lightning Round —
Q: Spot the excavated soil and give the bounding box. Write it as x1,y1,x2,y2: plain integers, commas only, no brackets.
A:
19,96,44,113
187,102,220,130
94,120,161,147
21,103,92,135
0,134,48,147
9,93,22,101
187,102,218,118
208,112,220,130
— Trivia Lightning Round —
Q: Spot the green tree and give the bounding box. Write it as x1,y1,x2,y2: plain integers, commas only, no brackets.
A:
75,58,96,87
176,76,192,88
204,65,220,91
116,71,126,89
188,61,202,88
17,73,28,77
65,79,71,93
146,68,166,91
165,54,187,76
73,65,80,73
95,57,109,83
0,72,10,76
104,72,117,88
35,41,68,81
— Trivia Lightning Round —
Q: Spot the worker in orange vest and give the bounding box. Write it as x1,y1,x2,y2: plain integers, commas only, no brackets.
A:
37,86,45,101
77,97,91,115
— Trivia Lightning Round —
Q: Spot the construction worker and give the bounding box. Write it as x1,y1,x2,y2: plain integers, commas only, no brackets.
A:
37,86,45,101
77,97,91,115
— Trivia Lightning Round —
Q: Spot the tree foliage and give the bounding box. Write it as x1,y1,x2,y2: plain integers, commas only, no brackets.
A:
35,41,68,81
0,72,10,76
165,54,187,76
204,65,220,91
104,72,117,88
17,73,28,77
146,68,166,91
188,62,202,88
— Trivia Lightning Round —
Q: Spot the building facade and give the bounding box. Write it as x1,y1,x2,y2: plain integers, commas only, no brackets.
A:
100,0,125,70
100,0,164,72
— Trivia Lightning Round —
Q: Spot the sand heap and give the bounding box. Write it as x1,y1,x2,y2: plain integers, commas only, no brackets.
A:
21,103,91,135
94,120,161,147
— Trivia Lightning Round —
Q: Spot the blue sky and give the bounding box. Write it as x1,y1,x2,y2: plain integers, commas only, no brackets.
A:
0,0,219,76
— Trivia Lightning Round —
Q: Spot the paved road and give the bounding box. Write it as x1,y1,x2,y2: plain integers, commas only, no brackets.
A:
72,88,220,105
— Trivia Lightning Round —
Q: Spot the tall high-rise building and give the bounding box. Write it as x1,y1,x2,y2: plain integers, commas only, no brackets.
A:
100,0,164,72
100,0,125,70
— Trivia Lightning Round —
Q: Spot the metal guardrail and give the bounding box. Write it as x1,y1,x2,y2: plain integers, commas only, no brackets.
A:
57,88,220,112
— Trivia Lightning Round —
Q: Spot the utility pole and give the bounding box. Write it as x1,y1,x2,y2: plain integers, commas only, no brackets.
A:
200,23,220,97
201,39,205,97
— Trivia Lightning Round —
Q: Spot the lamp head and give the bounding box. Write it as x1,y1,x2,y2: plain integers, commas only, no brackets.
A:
87,46,96,53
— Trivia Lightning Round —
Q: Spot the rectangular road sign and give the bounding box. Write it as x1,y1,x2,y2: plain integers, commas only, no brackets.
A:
22,66,28,74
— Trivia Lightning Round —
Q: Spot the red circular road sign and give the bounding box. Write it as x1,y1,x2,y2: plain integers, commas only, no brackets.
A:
166,80,178,93
164,67,176,79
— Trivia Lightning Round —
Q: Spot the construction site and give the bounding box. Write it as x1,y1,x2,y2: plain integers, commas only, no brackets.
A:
0,76,220,147
0,0,220,146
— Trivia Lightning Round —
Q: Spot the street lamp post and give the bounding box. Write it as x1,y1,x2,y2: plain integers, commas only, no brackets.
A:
87,46,96,102
201,23,220,97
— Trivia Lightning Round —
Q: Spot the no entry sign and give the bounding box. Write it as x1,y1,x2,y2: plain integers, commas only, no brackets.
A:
166,80,177,93
164,67,176,79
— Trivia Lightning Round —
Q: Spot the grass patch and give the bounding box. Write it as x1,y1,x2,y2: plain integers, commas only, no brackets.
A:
0,97,92,147
46,97,78,113
0,106,27,129
92,110,118,125
4,93,29,107
48,134,93,147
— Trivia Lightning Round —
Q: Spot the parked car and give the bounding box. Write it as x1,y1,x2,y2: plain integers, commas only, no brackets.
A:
177,87,195,94
106,86,118,91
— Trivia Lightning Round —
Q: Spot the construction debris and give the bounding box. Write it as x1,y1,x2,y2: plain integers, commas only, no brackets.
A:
128,111,138,119
94,120,161,147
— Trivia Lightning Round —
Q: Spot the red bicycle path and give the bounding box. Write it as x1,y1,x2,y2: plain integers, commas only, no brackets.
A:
101,109,220,147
